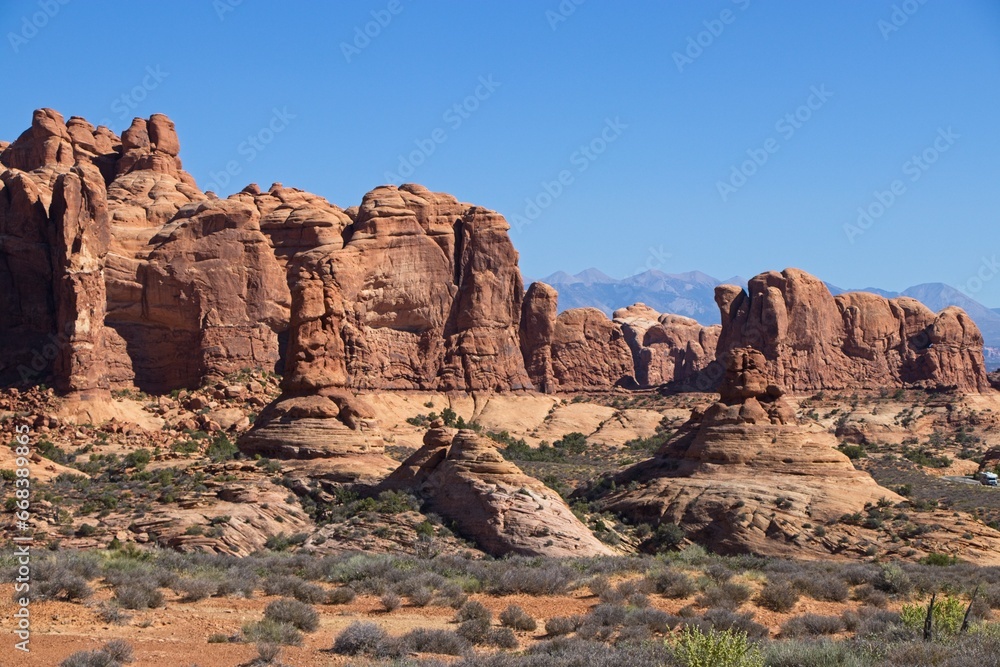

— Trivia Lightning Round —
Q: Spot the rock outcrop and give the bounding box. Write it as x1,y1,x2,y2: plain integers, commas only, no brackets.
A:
380,426,614,557
715,268,989,392
594,347,902,558
0,109,990,399
238,391,397,483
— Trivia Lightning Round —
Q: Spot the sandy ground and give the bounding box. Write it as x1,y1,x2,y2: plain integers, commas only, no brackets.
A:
0,574,891,666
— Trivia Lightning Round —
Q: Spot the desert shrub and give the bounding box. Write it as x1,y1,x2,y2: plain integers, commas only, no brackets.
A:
263,598,319,632
327,586,356,605
692,608,768,640
921,552,960,567
37,571,93,602
628,593,652,608
981,583,1000,610
380,591,402,612
457,599,492,622
588,574,613,598
262,575,325,604
488,564,574,595
242,619,303,647
852,584,888,607
60,651,119,667
780,613,844,637
546,615,582,636
488,626,519,648
408,586,435,607
99,640,134,664
841,609,861,632
706,563,734,583
763,638,865,667
757,580,799,612
113,583,164,610
332,621,388,655
631,607,678,634
60,639,135,667
253,642,281,665
457,617,492,644
840,563,879,586
214,569,257,598
649,568,698,599
670,626,764,667
900,595,966,637
854,607,906,639
174,576,218,602
500,604,537,631
697,581,752,609
800,575,849,602
876,563,913,595
97,602,132,625
401,628,469,656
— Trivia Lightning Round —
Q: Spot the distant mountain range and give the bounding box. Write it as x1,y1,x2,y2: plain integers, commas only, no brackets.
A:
531,269,1000,371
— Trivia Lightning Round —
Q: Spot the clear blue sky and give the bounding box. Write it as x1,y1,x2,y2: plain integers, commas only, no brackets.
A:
2,1,999,303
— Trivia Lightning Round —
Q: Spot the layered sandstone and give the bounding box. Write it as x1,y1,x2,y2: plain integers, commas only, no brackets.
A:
380,427,614,557
595,347,902,557
238,391,397,483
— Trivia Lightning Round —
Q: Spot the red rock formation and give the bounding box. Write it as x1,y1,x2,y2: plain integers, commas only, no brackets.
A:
0,110,989,399
519,282,558,392
716,268,988,392
49,164,112,393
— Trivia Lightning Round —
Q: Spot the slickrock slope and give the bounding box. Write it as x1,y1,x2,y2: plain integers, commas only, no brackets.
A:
594,347,903,558
380,426,614,557
715,268,988,392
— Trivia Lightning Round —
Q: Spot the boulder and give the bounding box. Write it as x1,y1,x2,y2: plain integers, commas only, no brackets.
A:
381,429,614,557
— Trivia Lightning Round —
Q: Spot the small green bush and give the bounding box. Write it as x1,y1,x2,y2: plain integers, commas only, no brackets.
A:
671,626,764,667
901,595,965,638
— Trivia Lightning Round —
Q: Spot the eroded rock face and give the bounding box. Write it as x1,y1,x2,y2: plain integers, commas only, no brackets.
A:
715,268,989,392
381,428,614,557
595,348,901,558
517,298,636,391
282,184,531,394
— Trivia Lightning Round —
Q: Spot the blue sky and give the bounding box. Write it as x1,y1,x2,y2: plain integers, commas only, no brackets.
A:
2,1,999,303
